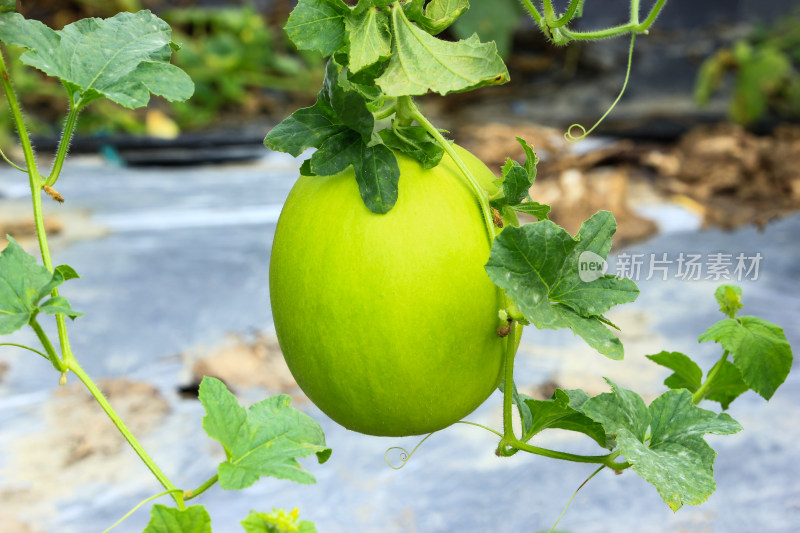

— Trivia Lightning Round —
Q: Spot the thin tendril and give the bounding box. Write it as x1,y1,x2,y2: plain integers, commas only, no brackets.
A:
385,432,434,470
455,420,503,437
101,489,183,532
0,146,26,172
564,33,636,143
0,342,50,360
547,466,605,533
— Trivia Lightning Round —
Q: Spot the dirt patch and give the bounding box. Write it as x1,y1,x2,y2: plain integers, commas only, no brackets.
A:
0,378,169,529
0,201,108,251
649,123,800,229
179,332,306,403
457,122,660,246
457,120,800,235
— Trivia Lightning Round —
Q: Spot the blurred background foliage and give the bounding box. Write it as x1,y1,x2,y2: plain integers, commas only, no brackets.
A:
0,0,798,145
696,11,800,125
2,0,326,143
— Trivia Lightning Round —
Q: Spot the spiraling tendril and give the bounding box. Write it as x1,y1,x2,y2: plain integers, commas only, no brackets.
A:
564,33,636,143
384,432,434,470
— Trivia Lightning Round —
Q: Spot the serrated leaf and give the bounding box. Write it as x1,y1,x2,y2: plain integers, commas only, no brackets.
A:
704,359,748,410
264,99,346,157
714,284,742,318
582,382,742,511
523,389,609,448
699,316,792,400
378,126,444,169
346,6,391,73
484,212,638,359
0,237,81,334
510,202,550,221
403,0,469,35
0,11,193,109
284,0,350,56
241,509,318,533
491,138,538,210
376,4,508,96
143,504,211,533
199,377,330,490
646,351,703,392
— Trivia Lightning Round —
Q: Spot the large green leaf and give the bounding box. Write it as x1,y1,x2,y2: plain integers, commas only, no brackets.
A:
0,11,193,108
0,237,82,335
485,212,639,359
699,316,793,400
199,377,330,490
581,382,742,511
376,4,508,96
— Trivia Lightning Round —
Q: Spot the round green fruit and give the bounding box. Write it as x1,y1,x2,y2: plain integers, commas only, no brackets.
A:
270,145,511,436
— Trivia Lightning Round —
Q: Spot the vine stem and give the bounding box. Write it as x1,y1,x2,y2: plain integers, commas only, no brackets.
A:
0,47,183,510
692,350,730,404
184,474,219,500
399,96,496,244
45,99,81,187
0,46,75,366
68,360,185,509
497,322,630,470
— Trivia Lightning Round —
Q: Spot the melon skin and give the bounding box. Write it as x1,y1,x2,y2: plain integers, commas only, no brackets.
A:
269,146,507,436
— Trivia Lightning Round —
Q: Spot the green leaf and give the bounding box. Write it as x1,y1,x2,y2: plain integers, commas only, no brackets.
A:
714,284,742,319
143,504,211,533
264,99,347,157
484,212,639,359
523,389,610,448
284,0,351,56
353,141,400,214
376,4,508,97
646,351,703,392
491,137,539,209
581,380,649,442
241,509,318,533
703,359,748,410
0,0,14,14
345,5,391,73
699,316,793,400
309,128,363,176
199,377,330,490
320,59,375,139
403,0,470,35
38,296,83,319
510,202,550,221
378,126,444,169
582,382,742,511
0,11,193,109
0,237,81,335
